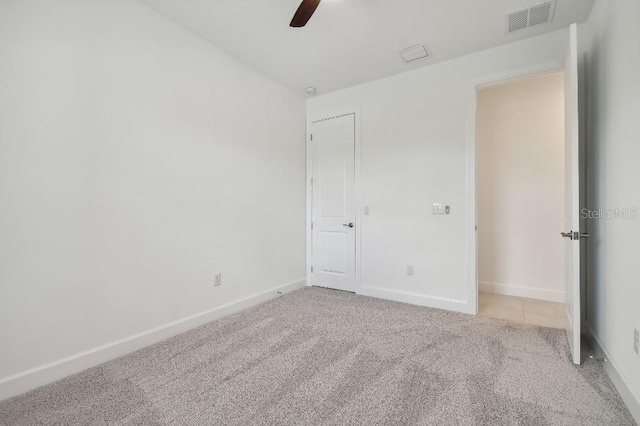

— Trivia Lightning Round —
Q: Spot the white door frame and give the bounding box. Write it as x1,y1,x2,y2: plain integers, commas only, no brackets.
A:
306,108,362,292
467,63,564,315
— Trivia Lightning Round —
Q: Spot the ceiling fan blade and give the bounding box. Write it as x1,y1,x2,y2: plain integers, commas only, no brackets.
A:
290,0,321,27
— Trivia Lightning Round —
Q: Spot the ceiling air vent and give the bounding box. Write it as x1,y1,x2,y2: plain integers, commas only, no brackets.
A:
507,1,555,34
399,44,430,63
508,9,529,33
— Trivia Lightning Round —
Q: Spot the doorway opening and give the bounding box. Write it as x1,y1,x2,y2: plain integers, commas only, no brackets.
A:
476,71,567,329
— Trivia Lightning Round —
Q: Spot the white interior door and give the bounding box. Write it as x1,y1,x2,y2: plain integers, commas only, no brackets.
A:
310,114,356,292
563,23,583,365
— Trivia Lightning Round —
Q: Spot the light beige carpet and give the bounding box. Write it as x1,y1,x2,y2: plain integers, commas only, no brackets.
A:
0,287,635,425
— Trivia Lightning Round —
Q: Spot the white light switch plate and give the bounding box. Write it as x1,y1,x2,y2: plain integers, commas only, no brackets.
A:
432,203,444,215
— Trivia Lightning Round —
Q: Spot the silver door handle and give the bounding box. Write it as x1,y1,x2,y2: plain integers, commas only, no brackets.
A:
561,231,589,240
342,223,354,228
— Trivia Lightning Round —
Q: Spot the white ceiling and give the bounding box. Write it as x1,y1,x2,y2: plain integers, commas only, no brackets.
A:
143,0,594,95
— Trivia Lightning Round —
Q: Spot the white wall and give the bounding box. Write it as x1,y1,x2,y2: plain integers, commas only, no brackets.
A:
0,0,305,399
477,73,566,303
582,0,640,418
307,29,568,314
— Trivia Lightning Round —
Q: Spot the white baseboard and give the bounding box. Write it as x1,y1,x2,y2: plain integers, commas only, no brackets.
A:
358,286,472,315
0,279,307,402
479,281,565,303
585,322,640,423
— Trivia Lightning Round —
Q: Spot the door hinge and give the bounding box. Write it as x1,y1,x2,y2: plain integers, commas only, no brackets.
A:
310,134,313,141
310,177,313,186
573,231,579,240
311,222,314,229
311,266,314,273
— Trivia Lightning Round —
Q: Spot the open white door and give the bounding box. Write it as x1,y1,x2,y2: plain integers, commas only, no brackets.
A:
563,23,584,365
310,114,356,292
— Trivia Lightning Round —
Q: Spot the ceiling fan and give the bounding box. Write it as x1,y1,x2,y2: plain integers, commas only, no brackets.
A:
290,0,322,27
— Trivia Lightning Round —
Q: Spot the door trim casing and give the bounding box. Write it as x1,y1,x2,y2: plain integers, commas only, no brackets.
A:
306,108,362,293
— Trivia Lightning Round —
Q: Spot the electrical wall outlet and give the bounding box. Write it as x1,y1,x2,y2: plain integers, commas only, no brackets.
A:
432,203,444,215
214,273,222,287
407,265,414,276
634,328,639,356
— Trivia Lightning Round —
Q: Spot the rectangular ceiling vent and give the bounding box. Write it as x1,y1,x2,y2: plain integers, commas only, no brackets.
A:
507,1,555,34
399,44,430,63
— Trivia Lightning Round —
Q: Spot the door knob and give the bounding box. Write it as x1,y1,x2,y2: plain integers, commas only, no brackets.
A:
342,223,354,228
561,231,589,240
